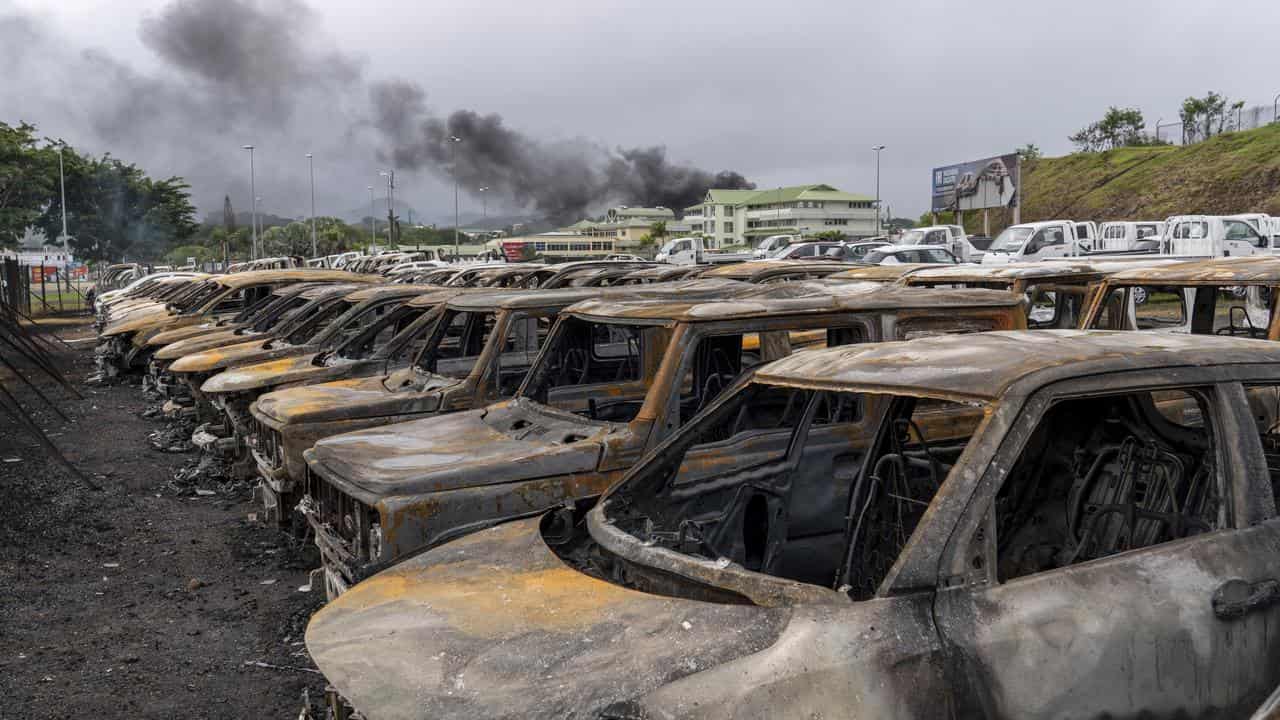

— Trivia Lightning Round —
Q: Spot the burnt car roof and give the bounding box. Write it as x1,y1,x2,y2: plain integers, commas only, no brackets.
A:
447,278,756,312
566,284,1023,324
755,329,1280,402
403,287,481,308
904,262,1109,284
211,269,375,288
621,265,706,280
1104,256,1280,284
339,284,436,303
700,261,861,280
297,283,369,300
825,263,937,282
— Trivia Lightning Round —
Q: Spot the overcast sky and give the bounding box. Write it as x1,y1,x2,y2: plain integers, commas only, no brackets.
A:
5,0,1280,224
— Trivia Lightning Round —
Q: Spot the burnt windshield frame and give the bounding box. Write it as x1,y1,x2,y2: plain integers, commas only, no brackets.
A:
414,308,499,379
516,314,663,406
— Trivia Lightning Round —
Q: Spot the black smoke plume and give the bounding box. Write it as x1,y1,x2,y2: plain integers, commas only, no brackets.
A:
370,80,754,224
1,0,752,224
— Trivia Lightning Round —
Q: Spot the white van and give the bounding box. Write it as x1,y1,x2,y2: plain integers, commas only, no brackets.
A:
753,235,798,259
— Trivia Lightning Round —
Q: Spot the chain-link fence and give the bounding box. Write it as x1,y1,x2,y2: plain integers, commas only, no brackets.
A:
1145,102,1280,146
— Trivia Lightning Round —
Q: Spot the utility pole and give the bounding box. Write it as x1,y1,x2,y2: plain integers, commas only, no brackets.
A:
242,145,257,259
306,153,317,258
450,135,462,258
872,145,886,236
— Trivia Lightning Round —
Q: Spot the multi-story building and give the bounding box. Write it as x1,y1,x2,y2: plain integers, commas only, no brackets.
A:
683,184,877,248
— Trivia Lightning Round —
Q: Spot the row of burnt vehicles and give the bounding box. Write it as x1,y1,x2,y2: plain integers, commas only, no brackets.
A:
93,256,1280,719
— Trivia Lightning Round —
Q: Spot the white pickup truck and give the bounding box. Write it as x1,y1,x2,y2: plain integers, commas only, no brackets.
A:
752,234,799,259
1097,221,1165,251
981,220,1091,264
654,236,753,265
1156,215,1269,257
897,225,982,262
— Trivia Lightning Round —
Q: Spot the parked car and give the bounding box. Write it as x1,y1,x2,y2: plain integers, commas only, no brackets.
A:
752,234,799,259
981,221,1090,264
308,330,1280,719
861,244,959,265
295,284,1025,597
768,241,844,260
896,224,981,262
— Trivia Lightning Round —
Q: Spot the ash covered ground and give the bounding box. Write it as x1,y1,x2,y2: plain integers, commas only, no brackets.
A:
0,320,327,718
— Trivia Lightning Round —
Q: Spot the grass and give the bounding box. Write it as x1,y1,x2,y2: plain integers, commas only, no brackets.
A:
956,123,1280,234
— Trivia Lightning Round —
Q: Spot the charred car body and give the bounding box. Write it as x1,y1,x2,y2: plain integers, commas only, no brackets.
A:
249,281,755,529
1084,256,1280,337
298,284,1025,597
95,269,367,376
310,331,1280,719
185,285,438,463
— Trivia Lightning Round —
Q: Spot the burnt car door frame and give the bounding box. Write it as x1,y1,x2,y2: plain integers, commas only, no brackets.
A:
925,366,1280,718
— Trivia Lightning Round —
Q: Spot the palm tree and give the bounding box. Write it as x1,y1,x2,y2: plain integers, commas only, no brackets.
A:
649,220,668,240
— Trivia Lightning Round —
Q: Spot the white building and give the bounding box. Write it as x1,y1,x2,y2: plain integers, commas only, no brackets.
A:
2,227,75,268
683,184,877,248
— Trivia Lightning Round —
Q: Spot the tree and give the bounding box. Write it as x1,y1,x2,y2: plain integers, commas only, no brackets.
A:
812,230,846,241
1070,107,1146,152
1180,92,1245,142
0,122,57,248
648,220,668,240
1017,143,1042,162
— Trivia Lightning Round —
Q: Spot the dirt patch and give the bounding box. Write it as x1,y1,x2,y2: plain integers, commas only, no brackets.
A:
0,320,326,718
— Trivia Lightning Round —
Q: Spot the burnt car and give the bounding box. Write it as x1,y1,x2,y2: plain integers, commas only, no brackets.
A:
160,283,374,422
1083,256,1280,337
95,269,369,376
902,261,1172,329
309,330,1280,719
298,285,1026,597
615,264,710,284
189,285,441,461
249,281,755,527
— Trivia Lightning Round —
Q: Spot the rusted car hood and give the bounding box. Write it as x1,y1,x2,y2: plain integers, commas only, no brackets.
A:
255,372,448,426
154,327,256,360
169,338,305,375
306,517,788,720
101,308,178,337
308,403,607,496
199,351,327,394
146,320,232,348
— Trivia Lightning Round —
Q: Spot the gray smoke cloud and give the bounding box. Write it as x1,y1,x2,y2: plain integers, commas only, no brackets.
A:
370,80,754,223
0,0,751,225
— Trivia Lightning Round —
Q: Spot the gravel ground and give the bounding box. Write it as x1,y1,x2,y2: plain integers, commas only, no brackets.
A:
0,320,327,718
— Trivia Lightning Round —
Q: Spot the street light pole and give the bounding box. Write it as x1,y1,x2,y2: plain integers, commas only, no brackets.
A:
306,153,317,258
450,135,462,258
479,186,488,224
57,144,69,255
242,145,257,259
379,170,395,247
872,145,886,235
367,185,376,252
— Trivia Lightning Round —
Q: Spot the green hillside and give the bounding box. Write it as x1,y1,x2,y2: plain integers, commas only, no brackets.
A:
949,123,1280,235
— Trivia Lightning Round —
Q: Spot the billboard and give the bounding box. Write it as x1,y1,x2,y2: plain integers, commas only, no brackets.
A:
931,153,1019,212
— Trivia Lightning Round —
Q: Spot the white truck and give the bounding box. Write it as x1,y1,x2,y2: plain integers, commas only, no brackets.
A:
1097,221,1166,251
1160,215,1271,257
654,236,753,265
1228,213,1280,251
897,225,982,262
981,220,1090,264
